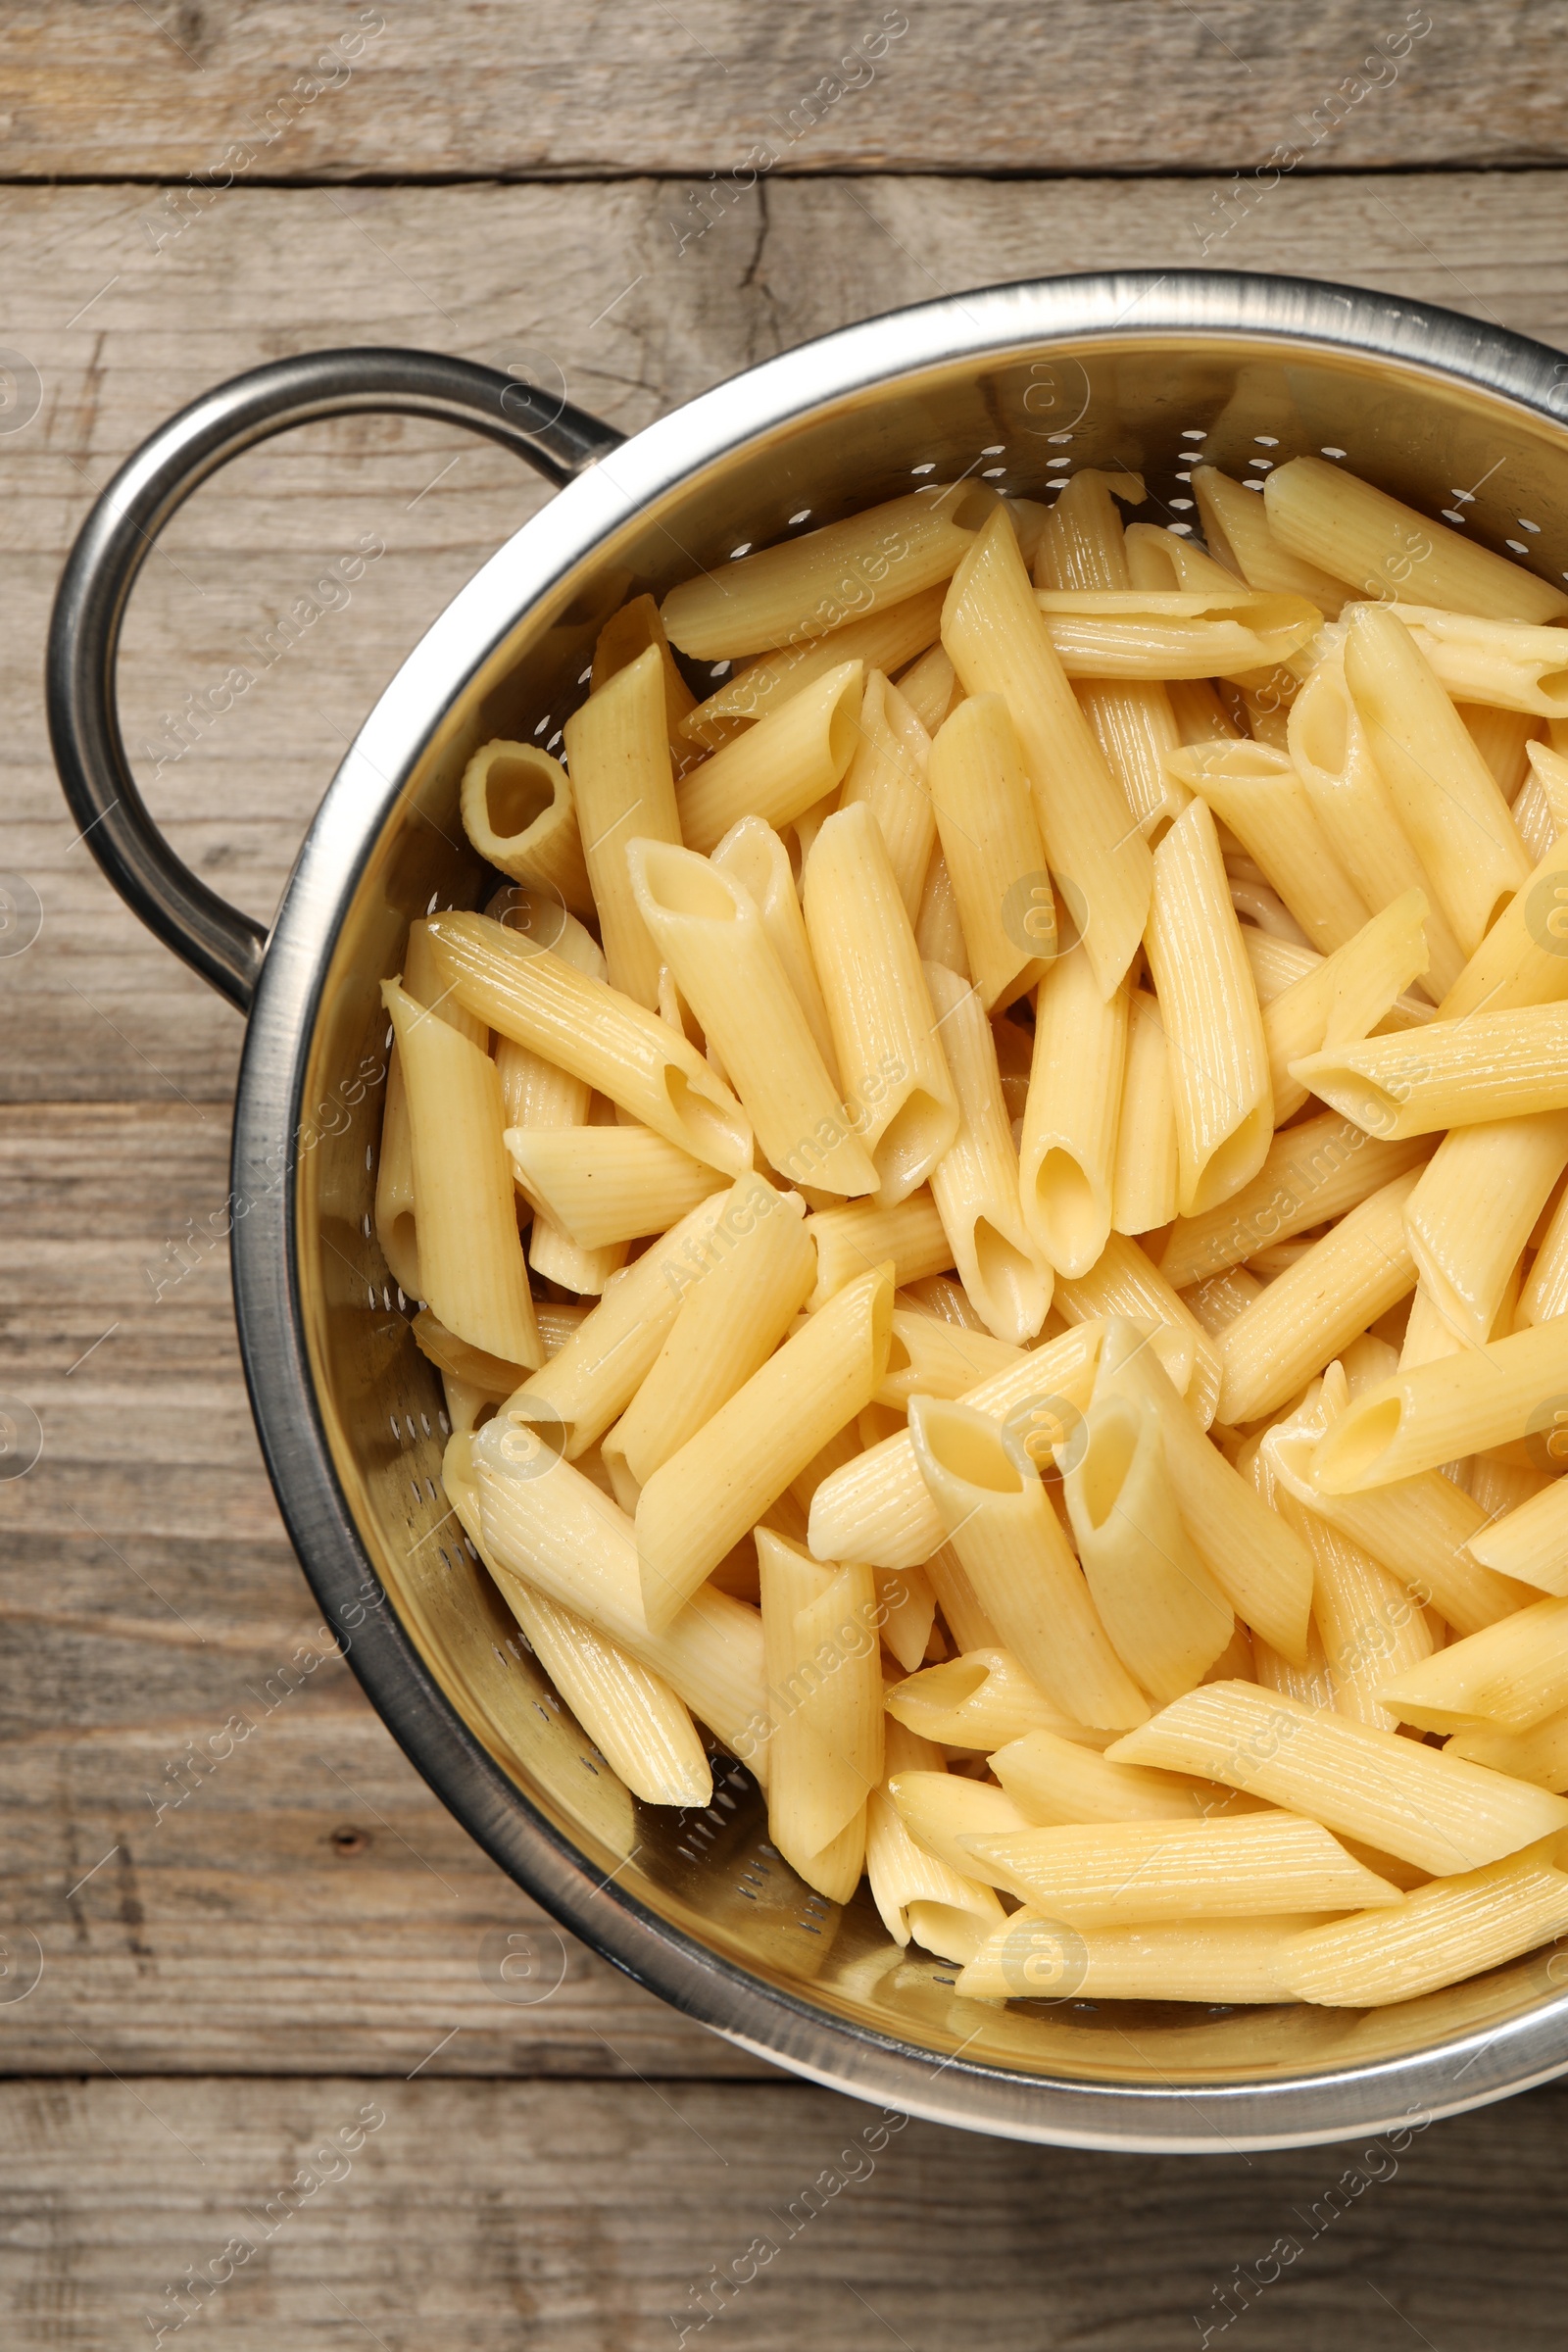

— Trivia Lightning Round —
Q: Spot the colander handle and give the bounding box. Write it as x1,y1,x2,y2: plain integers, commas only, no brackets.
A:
46,347,625,1013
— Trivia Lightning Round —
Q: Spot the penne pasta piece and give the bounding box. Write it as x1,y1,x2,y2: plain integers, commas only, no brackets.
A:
424,912,751,1174
1061,1391,1235,1702
839,669,936,918
636,1262,894,1630
922,1544,1002,1655
1033,466,1141,591
1144,798,1274,1215
865,1785,1006,1958
1293,1002,1568,1139
534,1301,591,1357
1261,891,1432,1124
943,508,1152,998
413,1309,534,1400
460,739,595,917
591,591,699,772
1467,1476,1568,1596
1436,834,1568,1022
607,1185,815,1490
1078,679,1190,839
682,583,947,740
1110,989,1181,1236
808,1320,1104,1571
1374,1595,1568,1734
1252,1614,1336,1714
922,963,1051,1345
1343,604,1532,954
1182,1265,1264,1336
373,917,491,1300
1097,1321,1313,1661
876,1565,937,1673
957,1911,1329,2004
1191,466,1348,613
1157,1111,1428,1291
1054,1232,1221,1431
1377,606,1568,720
1274,1838,1568,2007
806,1188,952,1306
661,488,979,661
1522,1181,1568,1329
1264,454,1568,622
1214,1169,1422,1425
710,814,839,1078
1035,587,1323,680
1446,1708,1568,1788
759,1531,881,1901
1167,675,1243,744
927,692,1054,1011
1313,1317,1568,1493
912,845,970,976
1167,739,1370,953
675,661,862,856
883,1648,1102,1749
563,645,684,1008
1402,1111,1568,1346
381,978,541,1367
1108,1679,1568,1875
876,1307,1020,1409
629,840,878,1198
893,639,961,736
965,1810,1401,1925
1019,946,1126,1275
991,1726,1249,1826
887,1769,1035,1886
505,1123,724,1251
803,802,959,1203
907,1396,1150,1730
1276,1486,1433,1733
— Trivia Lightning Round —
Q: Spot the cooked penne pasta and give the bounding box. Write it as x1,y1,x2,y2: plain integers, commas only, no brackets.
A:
1402,1110,1568,1345
865,1784,1006,1962
922,963,1051,1345
710,814,840,1076
1467,1476,1568,1595
1276,1482,1433,1732
1264,454,1568,622
1274,1838,1568,2007
1378,605,1568,718
506,1123,724,1251
1191,465,1348,612
1054,1233,1221,1430
1446,1709,1568,1788
682,583,947,739
887,1768,1035,1886
803,803,959,1203
912,846,970,977
1293,1003,1568,1138
1436,834,1568,1022
425,912,752,1174
1109,988,1181,1237
460,739,594,917
990,1726,1246,1826
412,1309,534,1401
1313,1317,1568,1493
943,507,1152,998
839,668,936,917
894,638,962,735
591,592,699,768
675,661,863,855
883,1646,1101,1749
1019,944,1126,1274
1078,679,1190,838
1157,1111,1427,1290
759,1531,881,1901
927,691,1054,1011
965,1810,1401,1924
806,1188,953,1305
1374,1596,1568,1734
957,1911,1328,2004
1035,587,1323,679
1261,890,1431,1124
1144,798,1274,1215
1167,739,1369,953
562,645,683,1008
373,917,491,1299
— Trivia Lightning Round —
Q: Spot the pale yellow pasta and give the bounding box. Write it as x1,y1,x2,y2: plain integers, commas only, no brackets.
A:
605,1185,815,1491
803,802,959,1203
907,1396,1149,1730
1521,1178,1568,1328
1167,675,1244,745
636,1261,893,1629
1314,1317,1568,1493
460,739,594,916
875,1566,937,1674
1167,740,1369,953
561,645,683,1008
759,1532,881,1902
710,815,840,1078
1374,1596,1568,1734
1264,454,1568,622
1054,1232,1221,1431
661,487,980,662
629,840,878,1198
942,507,1152,998
1157,1111,1428,1291
927,691,1054,1012
1293,1003,1568,1138
1035,586,1323,679
682,582,947,739
886,1768,1034,1886
884,1646,1102,1749
1275,1838,1568,2007
875,1308,1020,1409
505,1124,724,1252
1191,466,1348,612
865,1788,1005,1962
965,1810,1400,1924
1436,834,1568,1021
894,640,961,736
1078,679,1190,839
1110,989,1181,1237
373,918,490,1299
1144,798,1274,1216
922,962,1052,1345
990,1726,1246,1826
1061,1391,1234,1702
1181,1265,1264,1336
912,845,970,977
675,661,863,856
1033,467,1141,592
1468,1476,1568,1596
1019,945,1126,1275
1344,604,1532,954
1275,1485,1434,1733
958,1912,1330,2005
412,1309,534,1400
1402,1111,1568,1345
1287,653,1463,997
591,591,699,770
1373,605,1568,719
382,978,541,1368
1260,890,1432,1124
839,668,936,918
805,1188,952,1306
1446,1709,1568,1787
1108,1680,1568,1875
424,912,752,1174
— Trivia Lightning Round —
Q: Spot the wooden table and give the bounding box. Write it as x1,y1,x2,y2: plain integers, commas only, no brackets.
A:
5,7,1568,2342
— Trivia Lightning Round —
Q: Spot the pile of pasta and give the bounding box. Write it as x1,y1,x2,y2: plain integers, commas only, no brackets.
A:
375,447,1568,2014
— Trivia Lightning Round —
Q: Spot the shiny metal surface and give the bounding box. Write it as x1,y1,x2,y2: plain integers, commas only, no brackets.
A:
57,270,1568,2148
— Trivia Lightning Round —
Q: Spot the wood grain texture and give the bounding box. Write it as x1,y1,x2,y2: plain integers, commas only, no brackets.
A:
1,2,1564,178
5,2074,1568,2349
7,172,1568,1103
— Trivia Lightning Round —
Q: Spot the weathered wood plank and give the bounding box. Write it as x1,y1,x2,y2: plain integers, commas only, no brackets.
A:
2,2,1563,178
6,172,1568,1103
5,2075,1568,2349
